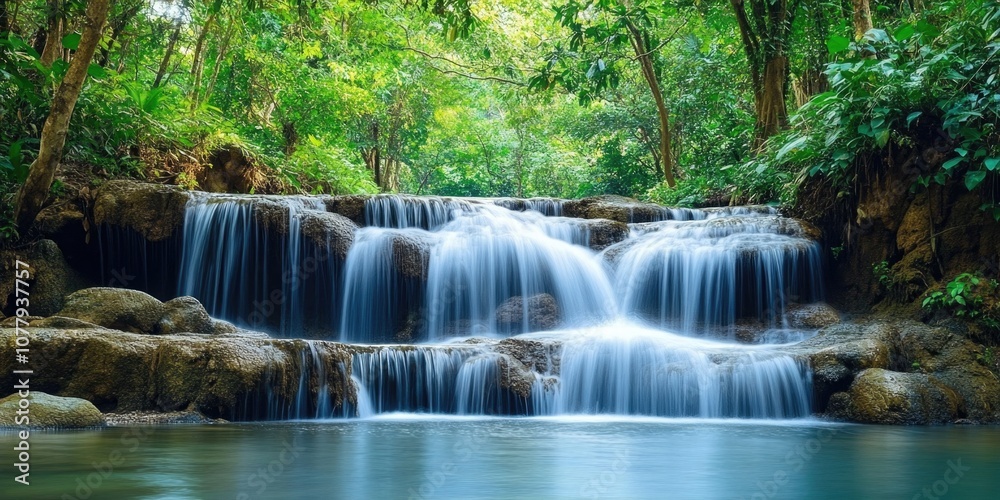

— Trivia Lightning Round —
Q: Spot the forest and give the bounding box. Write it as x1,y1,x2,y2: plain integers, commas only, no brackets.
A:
4,2,1000,495
1,0,995,232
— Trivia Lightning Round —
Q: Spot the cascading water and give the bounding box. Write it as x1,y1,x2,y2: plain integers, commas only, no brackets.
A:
98,191,827,420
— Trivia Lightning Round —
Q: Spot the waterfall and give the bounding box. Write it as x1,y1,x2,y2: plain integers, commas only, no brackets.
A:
97,190,827,420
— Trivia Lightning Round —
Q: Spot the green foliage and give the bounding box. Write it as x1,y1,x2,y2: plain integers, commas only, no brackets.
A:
922,274,1000,332
766,1,1000,216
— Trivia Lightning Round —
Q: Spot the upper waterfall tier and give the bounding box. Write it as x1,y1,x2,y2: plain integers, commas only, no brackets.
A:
97,192,824,342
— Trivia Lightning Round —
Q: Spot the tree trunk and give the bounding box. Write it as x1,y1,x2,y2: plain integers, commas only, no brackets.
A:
98,1,141,68
1,0,10,33
190,10,218,110
15,0,110,231
624,19,675,187
731,0,800,149
39,0,62,66
852,0,873,40
152,21,181,89
204,15,237,104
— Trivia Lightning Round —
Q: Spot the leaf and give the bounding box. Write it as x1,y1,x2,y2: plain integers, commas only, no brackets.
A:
942,157,963,170
87,64,107,79
895,24,915,41
906,111,922,127
985,158,999,171
965,170,986,191
827,35,850,54
62,33,82,51
776,136,809,160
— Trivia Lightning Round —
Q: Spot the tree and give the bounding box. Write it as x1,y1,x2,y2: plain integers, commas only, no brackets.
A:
852,0,873,40
532,0,683,187
730,0,801,149
14,0,110,230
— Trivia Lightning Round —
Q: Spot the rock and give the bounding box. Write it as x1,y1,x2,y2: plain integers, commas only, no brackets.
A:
93,180,190,241
829,368,960,425
0,239,90,316
582,219,629,250
211,319,240,335
157,296,214,335
104,410,226,426
563,195,667,223
0,392,104,428
30,316,105,329
391,232,432,280
495,294,561,333
34,201,86,239
0,316,43,327
896,196,931,253
324,195,370,226
784,303,840,329
495,337,562,375
252,199,291,234
0,328,355,419
57,287,166,334
299,210,357,259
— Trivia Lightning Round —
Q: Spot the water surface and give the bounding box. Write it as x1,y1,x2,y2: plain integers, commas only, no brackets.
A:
3,417,999,499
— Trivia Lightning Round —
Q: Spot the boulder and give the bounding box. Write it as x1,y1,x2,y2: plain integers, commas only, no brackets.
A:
157,296,214,335
0,392,104,428
324,195,370,226
57,287,166,334
582,219,629,251
563,195,667,223
827,368,960,425
93,180,190,241
495,294,561,333
299,210,357,259
391,232,432,280
784,303,841,329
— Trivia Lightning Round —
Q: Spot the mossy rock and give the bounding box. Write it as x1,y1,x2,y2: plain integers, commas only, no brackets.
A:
57,287,166,334
831,368,960,424
93,180,190,241
0,392,105,428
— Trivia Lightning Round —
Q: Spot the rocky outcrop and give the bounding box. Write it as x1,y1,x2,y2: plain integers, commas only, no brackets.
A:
324,195,370,226
786,320,1000,424
0,328,356,419
581,219,629,250
826,369,960,424
93,180,191,241
495,294,561,333
563,195,667,223
0,392,105,428
0,239,90,316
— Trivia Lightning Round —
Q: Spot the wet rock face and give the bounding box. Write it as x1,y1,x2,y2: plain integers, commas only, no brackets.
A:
581,219,629,251
788,320,1000,424
495,294,561,333
300,210,358,259
827,368,960,425
93,180,191,241
0,392,105,428
58,287,166,334
391,232,432,280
